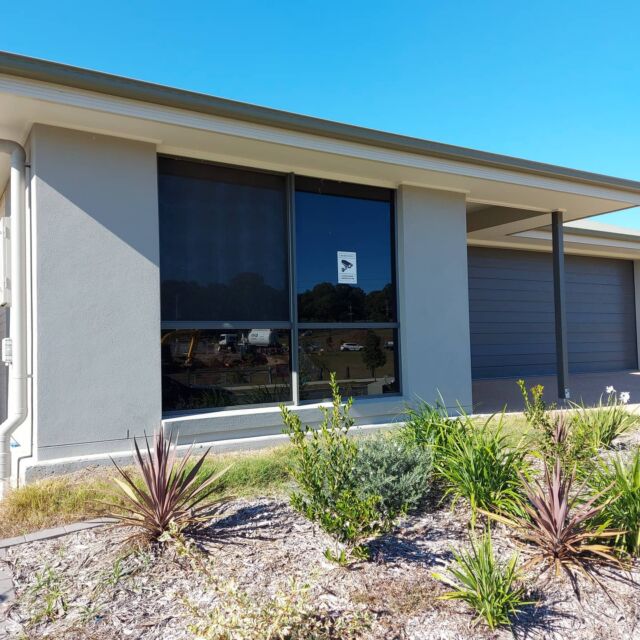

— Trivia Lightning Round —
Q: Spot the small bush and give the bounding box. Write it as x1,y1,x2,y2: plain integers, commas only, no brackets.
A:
436,413,528,521
434,528,530,630
518,379,555,435
350,434,433,518
109,429,229,540
570,388,636,455
282,373,392,562
588,448,640,556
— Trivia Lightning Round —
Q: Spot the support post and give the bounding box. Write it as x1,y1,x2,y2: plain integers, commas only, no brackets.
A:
552,210,570,400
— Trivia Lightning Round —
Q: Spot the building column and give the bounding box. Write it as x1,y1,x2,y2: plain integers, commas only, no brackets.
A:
552,210,570,400
396,185,472,411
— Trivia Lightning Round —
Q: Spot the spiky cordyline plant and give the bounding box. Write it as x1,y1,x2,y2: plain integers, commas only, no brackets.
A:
109,429,229,540
483,457,626,595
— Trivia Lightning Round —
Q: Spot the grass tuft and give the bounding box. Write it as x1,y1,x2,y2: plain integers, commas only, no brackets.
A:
434,528,530,629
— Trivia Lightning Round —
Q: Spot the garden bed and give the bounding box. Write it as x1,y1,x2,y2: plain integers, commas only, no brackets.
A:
2,494,639,639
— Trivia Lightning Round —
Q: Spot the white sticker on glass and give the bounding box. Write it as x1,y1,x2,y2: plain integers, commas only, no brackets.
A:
337,251,357,284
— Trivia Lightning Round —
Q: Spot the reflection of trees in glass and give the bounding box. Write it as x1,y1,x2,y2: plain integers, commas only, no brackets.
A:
298,282,394,322
362,331,387,377
162,272,289,321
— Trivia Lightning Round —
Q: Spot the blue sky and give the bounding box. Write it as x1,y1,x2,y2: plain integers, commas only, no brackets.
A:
2,1,639,228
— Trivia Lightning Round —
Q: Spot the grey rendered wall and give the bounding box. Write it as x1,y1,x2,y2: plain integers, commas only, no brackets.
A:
31,125,161,459
396,186,472,409
636,261,640,369
0,191,7,423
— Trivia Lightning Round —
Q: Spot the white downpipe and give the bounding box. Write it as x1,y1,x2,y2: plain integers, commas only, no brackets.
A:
0,140,27,498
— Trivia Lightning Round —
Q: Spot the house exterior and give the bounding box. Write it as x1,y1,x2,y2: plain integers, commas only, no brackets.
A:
0,51,639,487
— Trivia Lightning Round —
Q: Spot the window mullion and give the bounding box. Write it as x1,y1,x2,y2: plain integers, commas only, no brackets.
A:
287,173,300,406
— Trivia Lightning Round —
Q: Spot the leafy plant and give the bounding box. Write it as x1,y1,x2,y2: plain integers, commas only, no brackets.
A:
518,379,555,434
281,373,392,562
570,388,636,455
109,429,230,540
350,434,433,518
434,528,530,630
484,456,625,595
588,448,640,555
399,397,464,452
436,413,528,522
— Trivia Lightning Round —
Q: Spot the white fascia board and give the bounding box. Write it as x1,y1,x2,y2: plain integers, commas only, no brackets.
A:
2,74,640,208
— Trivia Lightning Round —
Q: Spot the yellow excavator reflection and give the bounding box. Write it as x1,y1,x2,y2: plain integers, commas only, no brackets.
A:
161,329,201,367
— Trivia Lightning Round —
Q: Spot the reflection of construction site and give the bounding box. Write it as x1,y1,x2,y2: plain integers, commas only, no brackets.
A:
161,329,291,411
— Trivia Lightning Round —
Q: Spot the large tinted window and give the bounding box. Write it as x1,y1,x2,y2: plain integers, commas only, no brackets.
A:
295,179,395,323
159,157,289,322
299,328,398,400
162,329,291,411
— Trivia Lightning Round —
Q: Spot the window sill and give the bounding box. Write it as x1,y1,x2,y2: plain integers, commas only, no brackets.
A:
162,394,407,444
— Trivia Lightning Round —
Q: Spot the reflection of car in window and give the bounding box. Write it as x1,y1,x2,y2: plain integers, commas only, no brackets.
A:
340,342,364,352
384,340,394,350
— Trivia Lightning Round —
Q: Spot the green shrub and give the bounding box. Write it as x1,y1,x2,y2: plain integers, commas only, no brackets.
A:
281,373,392,562
436,413,527,522
434,528,530,630
399,398,461,450
517,379,555,432
350,434,433,518
570,388,636,455
588,448,640,556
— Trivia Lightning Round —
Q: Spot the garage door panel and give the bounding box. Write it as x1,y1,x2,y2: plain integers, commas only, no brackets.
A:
471,300,557,313
469,280,553,296
468,247,638,378
470,322,556,334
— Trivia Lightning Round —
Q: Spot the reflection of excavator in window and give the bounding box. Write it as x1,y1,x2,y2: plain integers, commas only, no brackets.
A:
161,329,201,367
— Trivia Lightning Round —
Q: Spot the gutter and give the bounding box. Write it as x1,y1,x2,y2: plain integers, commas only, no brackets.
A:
0,140,27,498
1,50,640,195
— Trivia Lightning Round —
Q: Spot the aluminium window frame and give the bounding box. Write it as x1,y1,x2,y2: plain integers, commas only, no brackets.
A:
159,156,401,412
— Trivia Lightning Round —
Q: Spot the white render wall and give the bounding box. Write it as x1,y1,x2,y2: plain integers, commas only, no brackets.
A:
30,125,161,460
397,185,473,409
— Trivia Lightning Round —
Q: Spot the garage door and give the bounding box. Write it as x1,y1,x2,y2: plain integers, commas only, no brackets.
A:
468,247,638,379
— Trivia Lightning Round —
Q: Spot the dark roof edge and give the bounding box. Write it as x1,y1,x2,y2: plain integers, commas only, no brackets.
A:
2,51,640,195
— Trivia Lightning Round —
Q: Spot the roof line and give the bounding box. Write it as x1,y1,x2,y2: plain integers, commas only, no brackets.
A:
2,50,640,195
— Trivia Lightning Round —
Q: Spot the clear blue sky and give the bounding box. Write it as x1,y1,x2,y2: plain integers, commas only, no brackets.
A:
2,1,639,228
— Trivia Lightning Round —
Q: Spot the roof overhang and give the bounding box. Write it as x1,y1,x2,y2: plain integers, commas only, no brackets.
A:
1,51,640,227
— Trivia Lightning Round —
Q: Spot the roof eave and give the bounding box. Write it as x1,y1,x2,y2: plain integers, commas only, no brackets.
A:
1,50,640,196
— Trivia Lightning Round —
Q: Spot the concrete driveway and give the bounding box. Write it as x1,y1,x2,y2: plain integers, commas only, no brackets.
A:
472,369,640,414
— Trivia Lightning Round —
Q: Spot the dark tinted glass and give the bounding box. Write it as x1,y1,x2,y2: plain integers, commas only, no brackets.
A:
159,157,289,322
295,179,395,323
162,329,291,411
298,328,398,401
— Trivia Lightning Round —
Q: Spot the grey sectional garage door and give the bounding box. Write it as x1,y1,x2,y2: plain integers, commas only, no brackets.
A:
468,247,637,379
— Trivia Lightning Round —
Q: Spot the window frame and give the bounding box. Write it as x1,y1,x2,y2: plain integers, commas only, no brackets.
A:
159,156,401,415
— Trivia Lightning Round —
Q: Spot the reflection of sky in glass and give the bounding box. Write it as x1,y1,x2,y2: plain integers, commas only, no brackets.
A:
295,191,393,294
